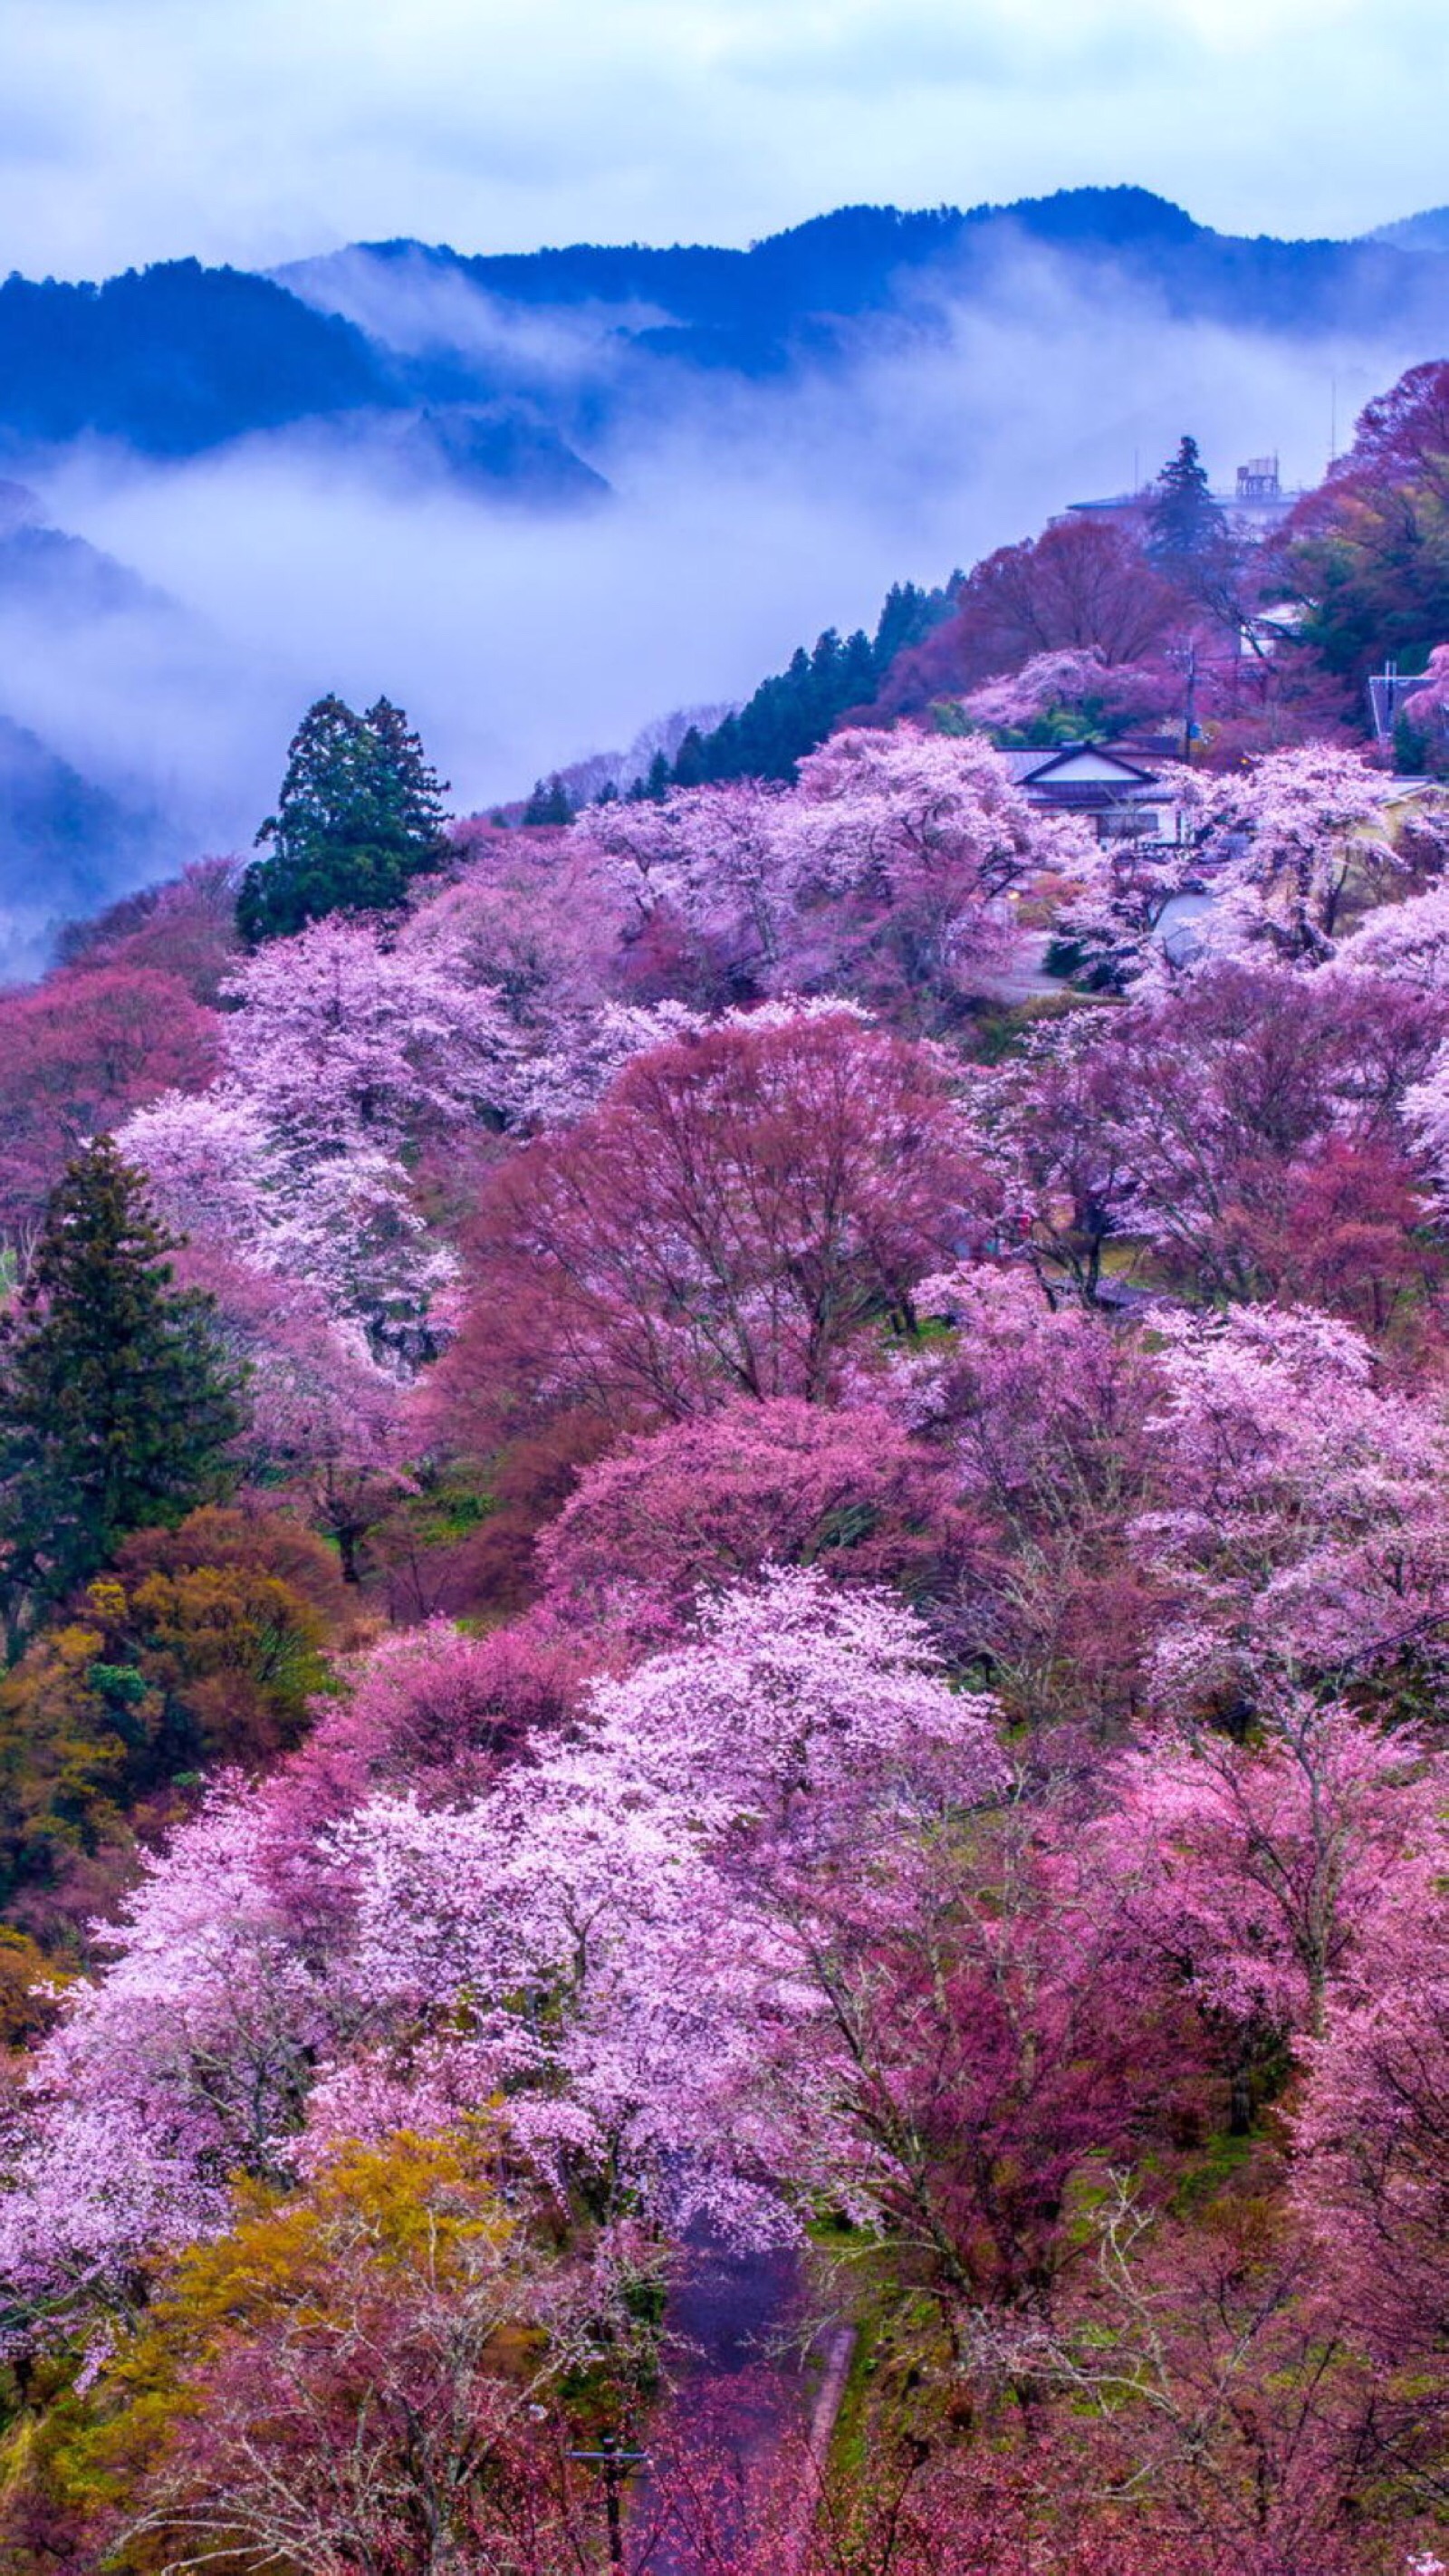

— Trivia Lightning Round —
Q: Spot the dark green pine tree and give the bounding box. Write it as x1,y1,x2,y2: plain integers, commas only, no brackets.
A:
236,693,450,943
0,1140,243,1656
1146,435,1226,570
522,774,573,826
871,580,953,672
671,726,707,788
668,573,959,791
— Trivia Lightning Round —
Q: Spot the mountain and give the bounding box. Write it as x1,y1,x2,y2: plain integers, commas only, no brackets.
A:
0,710,176,976
0,482,168,622
286,187,1449,380
6,188,1449,496
0,260,389,454
1367,208,1449,254
0,260,605,501
0,485,185,966
372,402,609,505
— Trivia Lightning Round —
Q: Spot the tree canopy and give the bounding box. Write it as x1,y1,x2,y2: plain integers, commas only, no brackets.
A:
0,1139,242,1655
237,694,450,943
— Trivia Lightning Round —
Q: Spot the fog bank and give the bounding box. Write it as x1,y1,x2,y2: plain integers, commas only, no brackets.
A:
0,247,1434,968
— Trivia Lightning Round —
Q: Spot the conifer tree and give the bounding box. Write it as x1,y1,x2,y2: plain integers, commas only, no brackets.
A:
0,1140,242,1655
671,725,706,788
237,694,449,943
1147,434,1226,569
522,774,572,826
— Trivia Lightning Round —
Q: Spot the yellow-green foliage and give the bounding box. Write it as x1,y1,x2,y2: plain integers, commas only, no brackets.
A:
25,2133,540,2568
0,1506,346,1918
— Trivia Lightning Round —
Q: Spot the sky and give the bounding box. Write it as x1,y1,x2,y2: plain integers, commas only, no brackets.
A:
2,0,1447,279
1,0,1445,971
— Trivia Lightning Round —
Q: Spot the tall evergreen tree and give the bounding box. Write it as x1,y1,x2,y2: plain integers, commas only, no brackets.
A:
1146,435,1226,569
0,1140,242,1656
522,774,573,826
671,725,707,788
237,694,450,943
669,575,958,791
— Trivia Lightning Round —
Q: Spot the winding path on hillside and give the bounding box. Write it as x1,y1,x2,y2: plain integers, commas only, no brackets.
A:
627,2228,854,2573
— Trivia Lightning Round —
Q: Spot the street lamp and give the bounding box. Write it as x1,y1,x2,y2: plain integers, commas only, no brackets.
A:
567,2431,649,2568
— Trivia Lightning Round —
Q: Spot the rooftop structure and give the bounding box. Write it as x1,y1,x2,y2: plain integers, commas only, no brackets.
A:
1061,455,1308,542
1000,741,1189,843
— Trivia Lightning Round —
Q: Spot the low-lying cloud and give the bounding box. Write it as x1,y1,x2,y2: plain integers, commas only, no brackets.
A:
0,243,1435,972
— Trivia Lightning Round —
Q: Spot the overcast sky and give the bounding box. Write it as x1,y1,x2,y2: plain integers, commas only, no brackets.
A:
1,0,1446,279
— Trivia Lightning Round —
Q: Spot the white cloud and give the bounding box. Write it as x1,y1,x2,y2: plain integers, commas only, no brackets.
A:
0,0,1446,279
6,247,1422,857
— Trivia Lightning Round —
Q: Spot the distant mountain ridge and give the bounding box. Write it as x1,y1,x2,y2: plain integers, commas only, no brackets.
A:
288,186,1449,372
1367,207,1449,255
0,710,175,976
4,187,1449,495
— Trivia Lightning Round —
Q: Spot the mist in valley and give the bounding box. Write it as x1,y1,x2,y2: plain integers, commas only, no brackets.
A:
0,239,1436,971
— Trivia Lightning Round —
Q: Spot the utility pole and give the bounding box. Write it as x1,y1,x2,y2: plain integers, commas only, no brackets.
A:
568,2432,648,2568
1182,639,1199,766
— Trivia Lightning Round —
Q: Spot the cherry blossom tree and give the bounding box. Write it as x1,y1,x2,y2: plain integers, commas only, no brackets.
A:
0,965,218,1237
1295,1891,1449,2379
1135,1302,1449,1709
888,1263,1162,1729
962,645,1171,738
1196,746,1409,966
1031,962,1446,1317
221,913,518,1158
675,1819,1201,2347
115,911,515,1353
0,1787,342,2317
1402,641,1449,748
0,1567,1002,2312
582,776,793,995
536,1393,962,1640
1334,881,1449,990
245,1310,414,1581
953,1033,1140,1304
56,855,242,1003
573,730,1084,1023
1098,1696,1449,2046
435,1010,981,1437
776,726,1090,1014
1003,2172,1391,2576
279,1611,591,1828
1051,831,1204,993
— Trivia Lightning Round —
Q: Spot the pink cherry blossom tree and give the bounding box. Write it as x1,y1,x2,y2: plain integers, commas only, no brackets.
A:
1195,746,1409,966
1294,1890,1449,2379
1097,1695,1449,2047
1334,881,1449,990
1005,961,1446,1318
1134,1302,1449,1710
435,1009,982,1437
221,913,519,1159
961,645,1171,737
778,725,1091,1014
0,1568,1003,2312
536,1392,962,1641
884,1262,1162,1729
1401,641,1449,749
